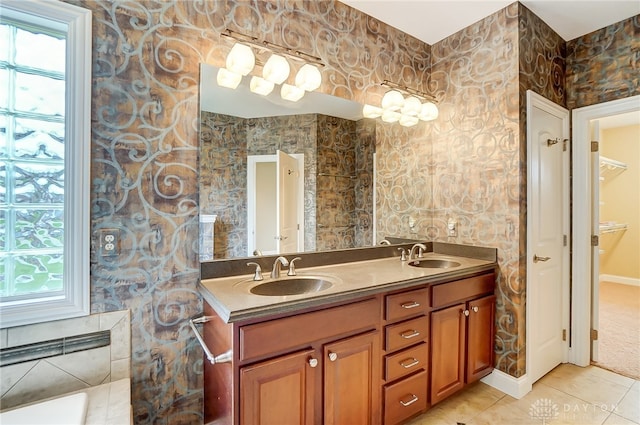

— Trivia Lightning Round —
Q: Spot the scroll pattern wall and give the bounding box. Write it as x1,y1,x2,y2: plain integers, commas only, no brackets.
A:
567,15,640,109
68,0,431,423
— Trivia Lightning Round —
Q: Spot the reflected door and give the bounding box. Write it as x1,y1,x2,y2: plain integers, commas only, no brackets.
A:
276,150,300,254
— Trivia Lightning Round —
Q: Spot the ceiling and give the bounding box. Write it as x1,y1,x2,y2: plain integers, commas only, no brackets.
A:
340,0,640,45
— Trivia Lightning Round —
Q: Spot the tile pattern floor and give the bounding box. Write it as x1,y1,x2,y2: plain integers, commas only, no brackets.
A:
406,364,639,425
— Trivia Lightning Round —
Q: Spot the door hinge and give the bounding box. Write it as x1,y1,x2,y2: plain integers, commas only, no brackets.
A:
591,141,599,152
563,234,567,247
562,329,567,341
563,139,568,152
591,329,598,341
591,235,599,246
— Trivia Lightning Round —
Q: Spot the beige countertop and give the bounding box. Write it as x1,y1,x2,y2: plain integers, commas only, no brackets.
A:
199,252,496,323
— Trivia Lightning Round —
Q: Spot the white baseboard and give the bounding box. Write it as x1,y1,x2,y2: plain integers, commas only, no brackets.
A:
599,274,640,287
481,369,532,399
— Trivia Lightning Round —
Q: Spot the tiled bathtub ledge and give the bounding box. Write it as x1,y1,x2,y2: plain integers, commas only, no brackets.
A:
0,379,132,425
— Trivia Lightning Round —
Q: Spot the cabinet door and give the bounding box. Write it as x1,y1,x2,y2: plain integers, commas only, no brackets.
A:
324,331,381,425
240,349,316,425
430,303,466,404
466,295,496,383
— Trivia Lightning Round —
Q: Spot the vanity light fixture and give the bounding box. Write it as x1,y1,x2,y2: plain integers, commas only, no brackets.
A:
216,67,242,89
225,43,255,76
263,54,290,85
281,84,305,102
363,80,439,126
218,29,325,102
250,76,274,96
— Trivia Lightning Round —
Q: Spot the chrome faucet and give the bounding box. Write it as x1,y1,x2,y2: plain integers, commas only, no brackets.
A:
397,248,408,261
288,257,301,276
247,262,263,281
271,256,290,279
409,243,427,261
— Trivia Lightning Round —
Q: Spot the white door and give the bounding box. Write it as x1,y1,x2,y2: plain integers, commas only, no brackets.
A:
590,121,601,361
527,91,570,384
276,150,299,254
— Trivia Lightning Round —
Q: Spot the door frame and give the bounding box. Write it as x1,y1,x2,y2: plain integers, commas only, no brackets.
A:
571,94,640,366
525,90,571,384
247,153,304,256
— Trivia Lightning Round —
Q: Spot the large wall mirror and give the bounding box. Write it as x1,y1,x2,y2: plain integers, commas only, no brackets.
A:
198,63,377,261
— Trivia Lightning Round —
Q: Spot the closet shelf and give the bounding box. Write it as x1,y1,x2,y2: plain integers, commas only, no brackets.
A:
599,223,628,234
599,156,627,179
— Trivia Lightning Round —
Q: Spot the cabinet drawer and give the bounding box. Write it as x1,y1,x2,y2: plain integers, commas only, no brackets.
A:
385,342,428,382
384,370,428,425
385,287,429,322
385,316,429,352
431,273,495,308
240,297,379,362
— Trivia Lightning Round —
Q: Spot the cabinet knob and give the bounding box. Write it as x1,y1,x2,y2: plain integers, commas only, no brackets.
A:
399,394,419,407
328,352,338,362
472,306,479,313
308,358,318,368
463,309,470,317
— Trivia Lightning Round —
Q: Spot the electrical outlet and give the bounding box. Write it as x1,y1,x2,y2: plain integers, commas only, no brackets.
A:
99,228,120,257
447,218,457,237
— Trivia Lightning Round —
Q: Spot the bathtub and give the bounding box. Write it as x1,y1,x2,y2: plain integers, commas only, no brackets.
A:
0,392,88,425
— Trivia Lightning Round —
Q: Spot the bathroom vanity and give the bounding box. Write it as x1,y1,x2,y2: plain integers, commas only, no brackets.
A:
197,243,497,425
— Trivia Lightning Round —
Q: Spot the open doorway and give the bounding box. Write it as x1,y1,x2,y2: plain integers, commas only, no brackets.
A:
247,152,304,257
591,112,640,379
571,95,640,380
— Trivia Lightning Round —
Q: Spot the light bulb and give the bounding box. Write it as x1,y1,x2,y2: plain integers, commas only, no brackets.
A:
362,104,383,118
263,54,290,85
418,102,439,121
225,43,255,76
295,64,322,91
381,90,404,111
250,76,275,96
399,114,419,127
381,110,401,123
401,96,422,116
216,68,242,89
281,84,305,102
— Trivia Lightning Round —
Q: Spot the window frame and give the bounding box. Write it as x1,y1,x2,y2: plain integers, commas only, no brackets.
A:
0,0,91,328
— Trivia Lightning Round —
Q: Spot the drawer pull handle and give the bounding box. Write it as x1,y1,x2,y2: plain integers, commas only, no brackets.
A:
308,358,318,368
400,394,419,407
400,358,419,368
328,352,338,362
400,330,420,339
401,301,420,309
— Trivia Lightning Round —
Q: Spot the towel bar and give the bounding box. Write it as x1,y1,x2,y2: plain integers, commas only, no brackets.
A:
189,316,232,365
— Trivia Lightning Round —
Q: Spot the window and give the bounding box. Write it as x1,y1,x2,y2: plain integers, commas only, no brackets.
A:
0,0,91,328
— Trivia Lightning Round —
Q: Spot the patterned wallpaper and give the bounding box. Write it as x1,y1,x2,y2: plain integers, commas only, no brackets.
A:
567,15,640,109
316,114,374,251
51,0,636,422
66,1,430,423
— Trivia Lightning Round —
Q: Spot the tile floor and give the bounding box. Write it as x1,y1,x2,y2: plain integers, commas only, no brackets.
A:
406,364,639,425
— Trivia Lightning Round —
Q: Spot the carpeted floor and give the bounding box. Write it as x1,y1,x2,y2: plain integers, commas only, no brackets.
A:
592,281,640,380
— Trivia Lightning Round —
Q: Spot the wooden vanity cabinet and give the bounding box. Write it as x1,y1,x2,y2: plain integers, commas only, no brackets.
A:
204,296,382,425
429,273,496,405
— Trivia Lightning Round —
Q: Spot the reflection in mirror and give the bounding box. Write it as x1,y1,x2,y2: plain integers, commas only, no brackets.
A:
199,64,375,261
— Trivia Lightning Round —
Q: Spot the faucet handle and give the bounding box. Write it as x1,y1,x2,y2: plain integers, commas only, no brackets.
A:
247,262,263,281
288,257,302,276
397,248,407,261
